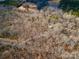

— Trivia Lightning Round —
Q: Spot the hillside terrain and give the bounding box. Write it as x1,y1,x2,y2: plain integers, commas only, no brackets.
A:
0,0,79,59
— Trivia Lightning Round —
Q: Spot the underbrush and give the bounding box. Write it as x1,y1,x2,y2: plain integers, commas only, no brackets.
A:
0,30,18,40
0,7,79,59
0,10,19,40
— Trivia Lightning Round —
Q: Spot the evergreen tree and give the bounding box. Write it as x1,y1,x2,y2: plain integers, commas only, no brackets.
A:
59,0,79,11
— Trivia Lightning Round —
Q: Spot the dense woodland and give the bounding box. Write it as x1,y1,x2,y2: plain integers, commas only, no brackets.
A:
59,0,79,11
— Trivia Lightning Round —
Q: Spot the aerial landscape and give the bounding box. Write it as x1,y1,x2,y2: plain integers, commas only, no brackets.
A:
0,0,79,59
